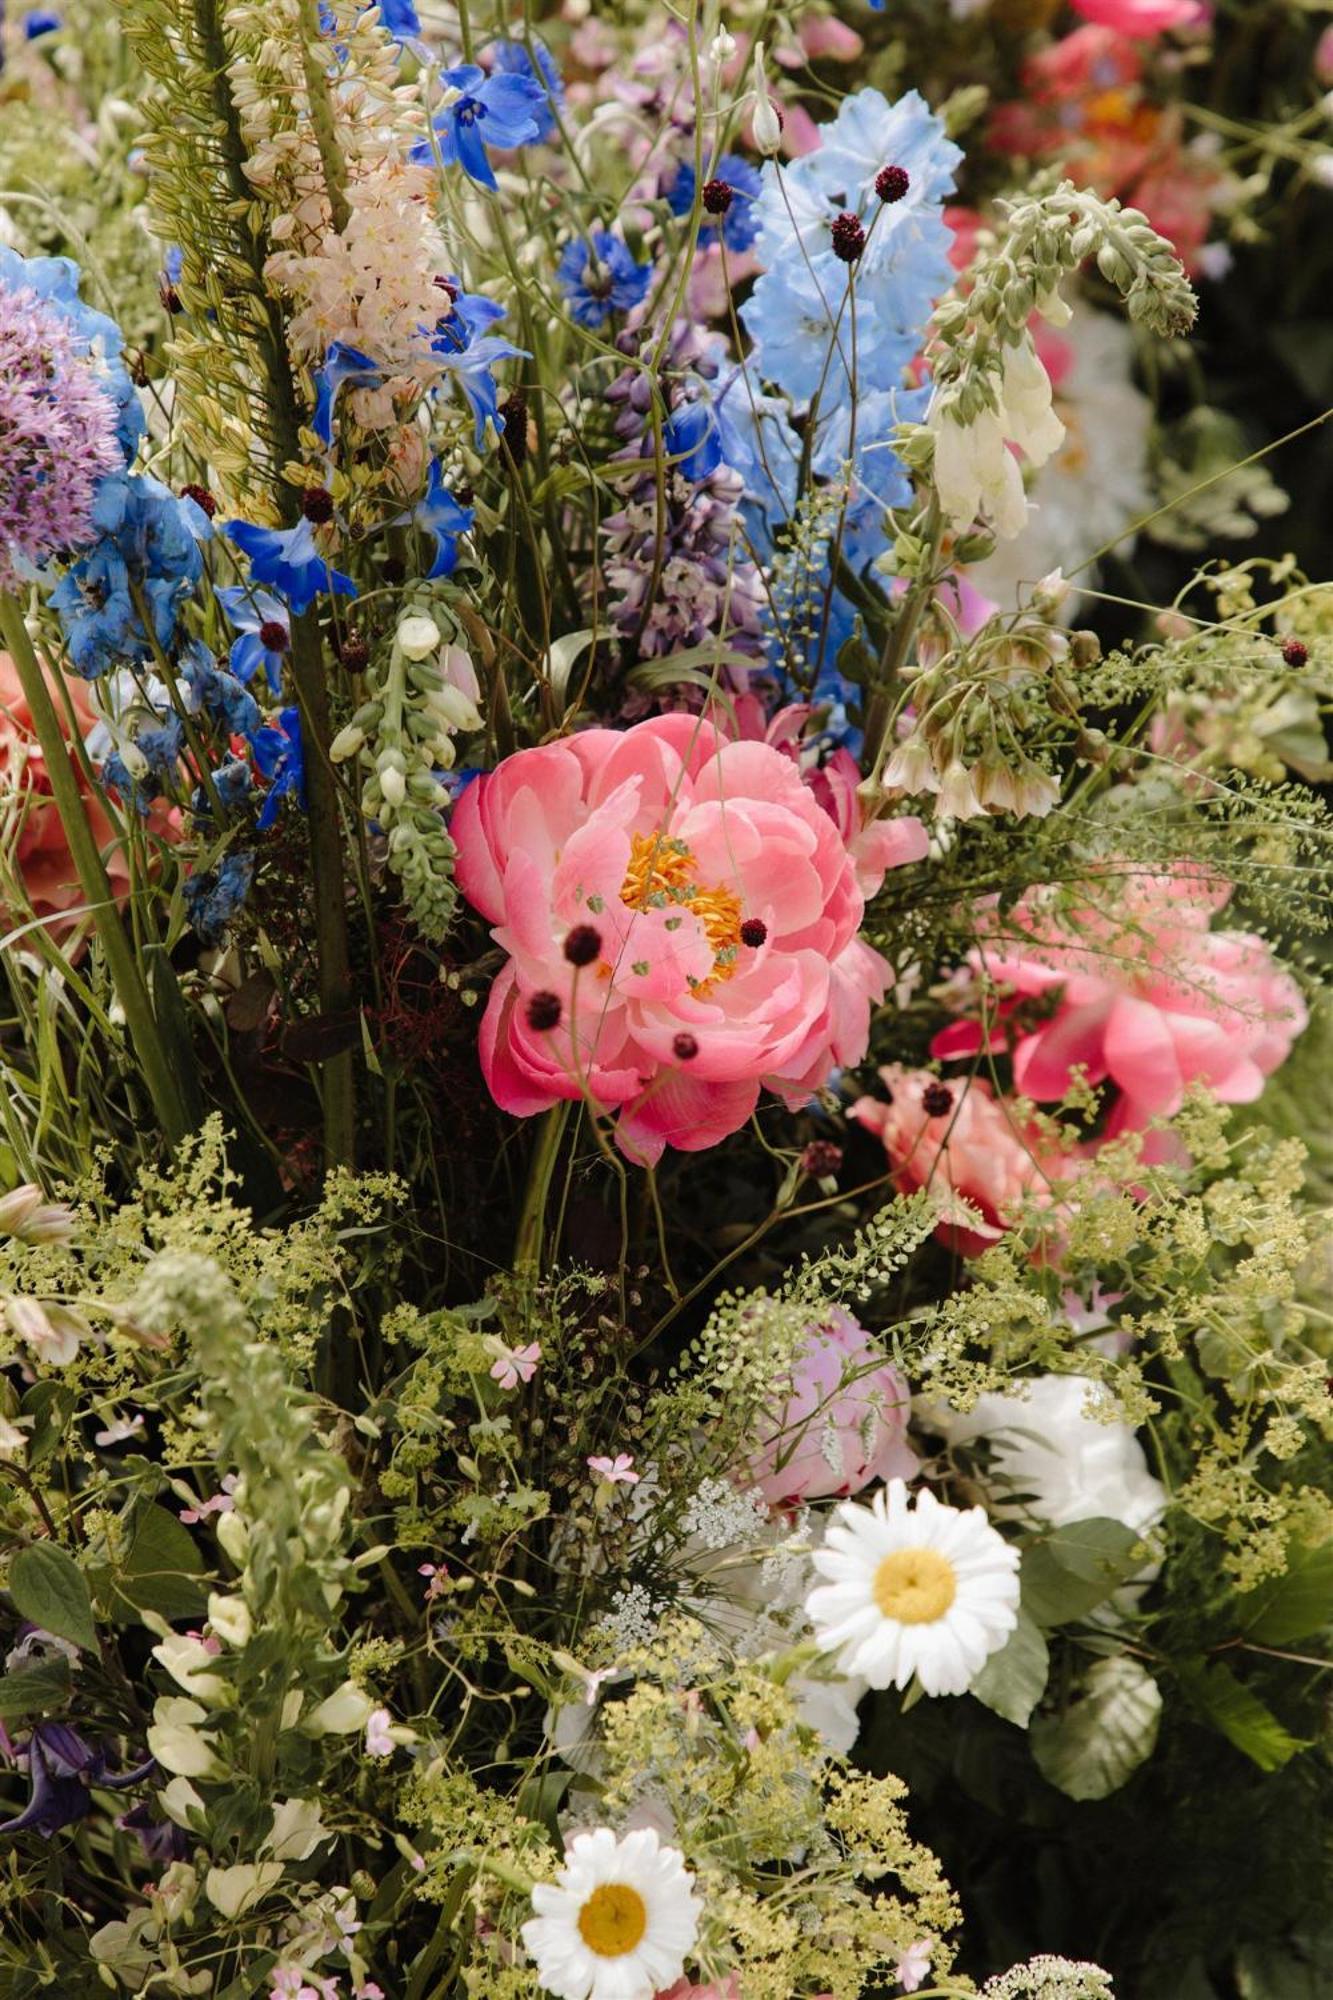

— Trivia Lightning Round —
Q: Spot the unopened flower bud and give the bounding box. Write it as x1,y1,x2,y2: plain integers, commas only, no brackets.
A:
396,615,441,661
751,45,782,155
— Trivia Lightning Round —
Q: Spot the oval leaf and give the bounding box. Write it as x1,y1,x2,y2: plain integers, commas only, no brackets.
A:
1031,1655,1162,1799
970,1611,1050,1729
9,1543,98,1653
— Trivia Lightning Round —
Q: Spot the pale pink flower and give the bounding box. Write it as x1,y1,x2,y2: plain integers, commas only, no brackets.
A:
948,868,1307,1131
418,1562,449,1602
895,1939,935,1992
746,1306,917,1506
453,714,924,1164
1069,0,1207,31
654,1979,742,2000
489,1341,541,1391
364,1708,394,1758
179,1474,238,1525
587,1453,640,1486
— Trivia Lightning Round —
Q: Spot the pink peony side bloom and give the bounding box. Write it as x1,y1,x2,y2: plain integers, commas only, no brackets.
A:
1069,0,1207,32
747,1305,916,1506
851,1065,1069,1257
654,1980,741,2000
941,869,1307,1131
453,714,925,1163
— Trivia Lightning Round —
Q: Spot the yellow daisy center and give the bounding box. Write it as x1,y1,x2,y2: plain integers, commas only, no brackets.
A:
617,830,744,989
577,1882,649,1958
873,1546,958,1625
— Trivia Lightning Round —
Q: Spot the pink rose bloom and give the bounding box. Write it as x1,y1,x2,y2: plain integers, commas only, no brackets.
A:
852,1065,1067,1257
0,650,149,948
1069,0,1207,32
454,714,925,1163
747,1305,916,1506
942,869,1307,1130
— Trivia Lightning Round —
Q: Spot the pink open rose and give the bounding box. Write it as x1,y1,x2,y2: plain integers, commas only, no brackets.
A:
936,868,1306,1133
0,651,137,948
746,1304,916,1506
454,714,925,1163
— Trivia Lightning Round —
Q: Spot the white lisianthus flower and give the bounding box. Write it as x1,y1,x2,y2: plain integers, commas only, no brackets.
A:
806,1479,1021,1697
521,1826,700,2000
929,403,1028,541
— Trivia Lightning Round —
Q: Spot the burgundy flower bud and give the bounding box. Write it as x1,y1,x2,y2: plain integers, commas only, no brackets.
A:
740,918,768,948
180,483,217,519
258,620,290,654
337,630,370,673
801,1140,844,1179
525,991,562,1032
921,1081,954,1118
563,924,603,968
672,1032,699,1061
1282,637,1309,668
300,486,336,524
875,164,911,204
830,212,866,264
702,178,734,216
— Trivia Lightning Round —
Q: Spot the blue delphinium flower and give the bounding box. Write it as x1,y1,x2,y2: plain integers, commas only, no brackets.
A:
666,154,762,253
184,851,255,946
252,707,306,830
50,474,204,677
224,517,356,618
376,0,420,41
429,281,526,445
24,10,62,36
180,640,262,743
395,459,474,579
193,757,252,818
812,382,929,569
663,398,722,483
216,585,291,695
556,231,652,329
489,37,564,143
311,341,384,447
741,88,961,409
414,63,545,191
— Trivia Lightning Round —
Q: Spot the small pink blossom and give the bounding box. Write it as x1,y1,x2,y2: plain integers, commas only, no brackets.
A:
418,1562,449,1602
1069,0,1207,32
364,1708,395,1757
179,1474,238,1525
896,1939,934,1992
587,1453,640,1486
654,1979,742,2000
489,1341,541,1390
746,1306,916,1506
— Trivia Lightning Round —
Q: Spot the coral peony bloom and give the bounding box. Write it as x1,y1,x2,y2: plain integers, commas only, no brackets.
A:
454,714,925,1162
747,1305,916,1506
942,869,1307,1130
0,650,143,947
851,1065,1069,1256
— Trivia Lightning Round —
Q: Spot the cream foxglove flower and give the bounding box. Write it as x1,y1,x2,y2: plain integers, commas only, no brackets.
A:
805,1479,1020,1697
998,337,1066,466
521,1826,700,2000
930,404,1028,542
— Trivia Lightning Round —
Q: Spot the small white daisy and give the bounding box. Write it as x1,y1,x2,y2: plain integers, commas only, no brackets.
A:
805,1479,1021,1698
521,1825,699,2000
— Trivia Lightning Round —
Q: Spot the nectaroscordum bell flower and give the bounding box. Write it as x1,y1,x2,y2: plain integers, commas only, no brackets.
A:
452,714,927,1163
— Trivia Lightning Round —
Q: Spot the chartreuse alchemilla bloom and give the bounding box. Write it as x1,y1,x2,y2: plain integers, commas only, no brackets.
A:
806,1478,1021,1696
521,1826,699,2000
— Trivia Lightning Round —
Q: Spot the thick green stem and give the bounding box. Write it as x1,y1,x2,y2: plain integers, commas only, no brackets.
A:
513,1102,571,1276
0,594,194,1147
860,504,944,793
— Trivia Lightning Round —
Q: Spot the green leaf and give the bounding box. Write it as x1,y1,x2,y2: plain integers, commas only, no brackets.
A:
970,1612,1050,1728
1031,1655,1162,1799
1240,1538,1333,1645
1020,1516,1145,1629
110,1502,209,1622
1177,1659,1308,1772
8,1543,98,1653
0,1657,72,1722
18,1380,77,1468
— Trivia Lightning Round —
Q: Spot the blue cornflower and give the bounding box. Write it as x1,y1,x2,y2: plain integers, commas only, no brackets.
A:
184,851,255,946
50,474,203,677
216,585,291,695
224,517,356,618
0,1724,151,1838
666,155,762,254
556,231,652,329
489,38,564,143
429,282,526,445
24,10,62,36
663,398,722,483
311,341,383,447
414,63,544,191
253,707,306,830
394,459,474,579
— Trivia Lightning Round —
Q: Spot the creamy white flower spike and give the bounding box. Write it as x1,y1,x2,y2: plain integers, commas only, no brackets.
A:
805,1478,1021,1697
521,1825,699,2000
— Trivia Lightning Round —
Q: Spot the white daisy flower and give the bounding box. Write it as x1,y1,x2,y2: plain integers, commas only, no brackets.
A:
805,1479,1021,1697
521,1825,700,2000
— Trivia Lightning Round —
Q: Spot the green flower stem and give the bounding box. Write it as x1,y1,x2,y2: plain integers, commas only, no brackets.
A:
860,504,944,794
0,592,194,1146
513,1100,571,1276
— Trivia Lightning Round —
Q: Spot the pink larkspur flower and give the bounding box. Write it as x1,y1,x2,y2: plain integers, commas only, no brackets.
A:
587,1453,640,1485
746,1305,917,1506
945,867,1307,1131
453,713,925,1163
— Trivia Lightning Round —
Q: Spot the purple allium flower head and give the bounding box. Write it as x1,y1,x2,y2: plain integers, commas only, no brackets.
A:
0,271,124,590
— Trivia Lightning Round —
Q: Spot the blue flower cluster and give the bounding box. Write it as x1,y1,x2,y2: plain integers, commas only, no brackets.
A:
51,473,207,678
556,230,652,329
666,154,763,254
415,61,546,190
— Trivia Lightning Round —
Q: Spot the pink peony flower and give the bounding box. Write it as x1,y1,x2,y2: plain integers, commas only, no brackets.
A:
940,869,1307,1131
746,1305,916,1506
851,1065,1069,1257
654,1980,741,2000
453,714,925,1163
1069,0,1207,32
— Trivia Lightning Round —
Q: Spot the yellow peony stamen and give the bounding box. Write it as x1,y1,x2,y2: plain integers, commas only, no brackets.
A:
577,1882,649,1957
618,830,744,990
873,1546,958,1625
